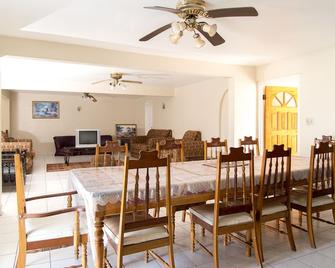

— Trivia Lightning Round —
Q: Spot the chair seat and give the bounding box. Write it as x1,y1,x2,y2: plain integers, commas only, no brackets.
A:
262,202,287,216
291,193,335,208
26,212,87,243
189,204,253,228
104,214,169,246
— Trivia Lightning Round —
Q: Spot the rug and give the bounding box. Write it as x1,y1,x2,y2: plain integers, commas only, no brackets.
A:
46,162,92,172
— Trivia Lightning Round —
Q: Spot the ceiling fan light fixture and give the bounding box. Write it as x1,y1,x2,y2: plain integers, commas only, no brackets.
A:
193,33,205,48
169,32,182,44
202,23,217,37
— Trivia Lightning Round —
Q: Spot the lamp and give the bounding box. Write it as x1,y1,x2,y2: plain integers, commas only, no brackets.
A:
172,21,186,33
202,23,217,37
193,33,205,48
169,31,182,44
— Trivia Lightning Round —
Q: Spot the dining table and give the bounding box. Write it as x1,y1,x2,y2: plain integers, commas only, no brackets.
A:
69,156,310,268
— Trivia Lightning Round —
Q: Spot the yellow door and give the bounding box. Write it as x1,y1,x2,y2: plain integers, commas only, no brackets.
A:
265,86,298,154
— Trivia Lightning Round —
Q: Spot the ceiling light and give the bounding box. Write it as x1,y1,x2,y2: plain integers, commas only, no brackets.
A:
193,33,205,48
202,23,217,37
169,32,182,44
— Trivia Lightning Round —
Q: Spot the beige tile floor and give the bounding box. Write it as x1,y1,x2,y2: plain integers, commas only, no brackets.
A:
1,155,335,268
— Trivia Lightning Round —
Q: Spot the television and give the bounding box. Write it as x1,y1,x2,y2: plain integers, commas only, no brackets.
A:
75,129,100,148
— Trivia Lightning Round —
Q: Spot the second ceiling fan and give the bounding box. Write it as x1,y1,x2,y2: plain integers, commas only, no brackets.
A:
139,0,258,48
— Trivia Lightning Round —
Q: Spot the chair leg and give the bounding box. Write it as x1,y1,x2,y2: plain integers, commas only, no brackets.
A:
182,210,186,222
285,215,296,251
117,254,123,268
332,209,335,223
213,234,219,268
190,215,196,252
168,235,175,268
298,211,303,226
257,222,264,263
172,212,176,243
307,211,316,248
144,250,149,263
276,219,280,231
16,248,26,268
245,229,251,257
74,211,80,259
202,227,206,237
252,228,263,268
81,241,87,268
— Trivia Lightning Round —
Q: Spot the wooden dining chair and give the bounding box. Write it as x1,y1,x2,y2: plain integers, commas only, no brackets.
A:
204,137,228,160
94,141,128,167
291,141,335,248
314,135,334,145
189,147,262,268
156,139,184,162
14,154,88,268
239,136,260,156
257,144,296,261
103,151,175,268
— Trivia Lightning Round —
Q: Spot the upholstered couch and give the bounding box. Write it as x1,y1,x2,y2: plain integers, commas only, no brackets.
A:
1,130,35,174
53,135,113,156
178,130,204,161
130,129,172,158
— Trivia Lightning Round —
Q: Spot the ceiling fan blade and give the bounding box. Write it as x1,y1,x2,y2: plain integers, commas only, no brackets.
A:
197,27,225,46
139,23,172,41
120,80,143,84
144,6,180,14
91,79,111,85
207,7,258,18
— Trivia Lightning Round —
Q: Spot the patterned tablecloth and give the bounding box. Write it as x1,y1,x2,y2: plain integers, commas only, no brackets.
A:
69,156,310,260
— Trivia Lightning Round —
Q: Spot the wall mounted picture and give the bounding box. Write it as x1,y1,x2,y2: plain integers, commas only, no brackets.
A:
32,101,60,119
115,124,137,138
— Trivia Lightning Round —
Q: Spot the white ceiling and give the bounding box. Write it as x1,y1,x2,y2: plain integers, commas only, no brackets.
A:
1,0,335,65
1,56,210,93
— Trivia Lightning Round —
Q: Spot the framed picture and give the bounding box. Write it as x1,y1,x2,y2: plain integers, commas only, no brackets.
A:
32,101,60,119
115,124,137,138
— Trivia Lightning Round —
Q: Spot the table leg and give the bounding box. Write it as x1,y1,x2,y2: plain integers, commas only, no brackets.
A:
64,155,70,166
94,214,105,268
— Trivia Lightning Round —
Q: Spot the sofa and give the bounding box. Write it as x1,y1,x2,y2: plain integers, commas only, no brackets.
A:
1,130,35,174
53,135,113,156
130,129,172,158
178,130,204,161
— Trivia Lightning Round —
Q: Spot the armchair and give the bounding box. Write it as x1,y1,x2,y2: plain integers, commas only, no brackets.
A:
130,129,172,158
179,130,204,161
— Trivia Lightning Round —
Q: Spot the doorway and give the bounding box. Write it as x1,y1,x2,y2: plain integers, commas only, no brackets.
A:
264,86,298,154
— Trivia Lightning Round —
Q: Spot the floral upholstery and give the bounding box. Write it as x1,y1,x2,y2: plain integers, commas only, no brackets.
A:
1,130,34,174
130,129,172,158
180,130,204,161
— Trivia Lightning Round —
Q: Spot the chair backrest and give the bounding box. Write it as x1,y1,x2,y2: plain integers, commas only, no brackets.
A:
239,136,260,156
314,135,334,145
204,138,228,160
307,142,335,203
94,141,128,167
182,130,201,141
213,147,255,229
156,139,184,162
147,129,172,139
258,145,292,210
118,151,172,249
14,154,27,245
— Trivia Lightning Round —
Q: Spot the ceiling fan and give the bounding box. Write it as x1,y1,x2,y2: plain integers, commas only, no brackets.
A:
82,93,97,103
92,73,143,87
139,0,258,48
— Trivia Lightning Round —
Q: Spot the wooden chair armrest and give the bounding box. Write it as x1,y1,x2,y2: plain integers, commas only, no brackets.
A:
22,206,85,219
25,191,78,202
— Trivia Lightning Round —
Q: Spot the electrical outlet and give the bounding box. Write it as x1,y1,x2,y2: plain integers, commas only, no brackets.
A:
306,117,314,125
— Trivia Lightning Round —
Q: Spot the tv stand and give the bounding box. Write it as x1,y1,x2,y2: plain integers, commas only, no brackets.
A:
63,146,94,165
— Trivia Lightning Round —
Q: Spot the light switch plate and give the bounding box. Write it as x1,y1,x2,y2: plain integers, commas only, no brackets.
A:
306,117,314,125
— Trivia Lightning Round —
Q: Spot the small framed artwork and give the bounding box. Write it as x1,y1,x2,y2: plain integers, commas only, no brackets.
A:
115,124,137,138
32,101,60,119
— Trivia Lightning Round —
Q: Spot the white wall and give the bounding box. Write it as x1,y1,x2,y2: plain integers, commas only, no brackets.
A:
143,78,232,144
1,90,10,131
257,47,335,155
10,91,145,155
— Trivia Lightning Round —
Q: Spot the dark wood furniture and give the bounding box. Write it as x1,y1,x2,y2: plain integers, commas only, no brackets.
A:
93,141,128,167
239,136,260,156
257,144,296,261
103,151,175,268
2,150,26,186
189,147,262,268
204,137,228,160
14,154,88,268
291,142,335,248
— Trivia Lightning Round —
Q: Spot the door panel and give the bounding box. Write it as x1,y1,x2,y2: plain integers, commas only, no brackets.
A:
265,86,298,155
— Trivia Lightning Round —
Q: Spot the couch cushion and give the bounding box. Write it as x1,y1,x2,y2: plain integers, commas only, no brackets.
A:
26,212,87,242
104,214,168,246
147,129,172,139
291,193,335,207
189,204,253,227
182,131,201,141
